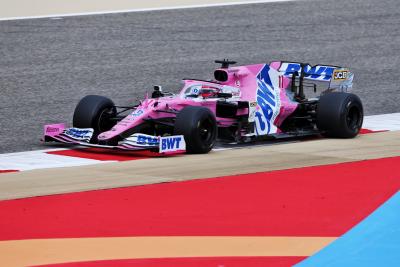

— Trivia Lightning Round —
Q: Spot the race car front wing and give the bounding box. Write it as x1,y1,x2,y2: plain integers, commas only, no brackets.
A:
42,123,186,154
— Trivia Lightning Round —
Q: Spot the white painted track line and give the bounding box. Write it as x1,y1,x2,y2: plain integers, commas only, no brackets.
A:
0,149,111,171
0,0,294,21
363,113,400,131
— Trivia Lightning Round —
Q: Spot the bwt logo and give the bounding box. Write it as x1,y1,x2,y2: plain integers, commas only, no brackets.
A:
132,109,144,117
282,63,335,81
161,136,183,150
254,65,280,135
137,135,159,146
65,129,91,138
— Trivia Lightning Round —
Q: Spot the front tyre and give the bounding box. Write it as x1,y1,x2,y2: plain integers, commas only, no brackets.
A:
174,106,217,154
316,92,363,138
72,95,116,139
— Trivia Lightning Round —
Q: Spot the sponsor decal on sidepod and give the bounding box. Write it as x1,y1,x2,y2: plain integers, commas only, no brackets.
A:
254,64,281,135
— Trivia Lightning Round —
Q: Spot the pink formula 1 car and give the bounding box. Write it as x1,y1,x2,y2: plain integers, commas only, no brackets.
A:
43,60,363,154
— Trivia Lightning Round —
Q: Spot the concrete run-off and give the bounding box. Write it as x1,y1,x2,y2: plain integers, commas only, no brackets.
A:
0,130,399,200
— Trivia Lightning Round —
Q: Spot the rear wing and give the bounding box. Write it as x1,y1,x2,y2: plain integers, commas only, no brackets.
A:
272,61,354,91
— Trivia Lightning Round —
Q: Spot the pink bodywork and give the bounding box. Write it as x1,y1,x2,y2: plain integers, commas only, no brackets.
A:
44,123,66,138
97,62,298,141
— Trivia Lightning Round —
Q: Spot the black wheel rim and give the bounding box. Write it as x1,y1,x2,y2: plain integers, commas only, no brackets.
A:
98,108,115,132
346,105,362,131
198,117,215,145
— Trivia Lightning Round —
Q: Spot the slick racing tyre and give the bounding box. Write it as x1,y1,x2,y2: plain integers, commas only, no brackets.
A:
73,95,116,139
174,106,217,154
316,92,363,138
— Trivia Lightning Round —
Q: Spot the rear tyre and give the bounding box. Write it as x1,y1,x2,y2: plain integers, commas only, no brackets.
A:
316,92,363,138
174,106,217,154
72,95,116,140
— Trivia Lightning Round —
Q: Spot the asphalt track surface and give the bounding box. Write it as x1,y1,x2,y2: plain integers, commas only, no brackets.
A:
0,0,399,153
